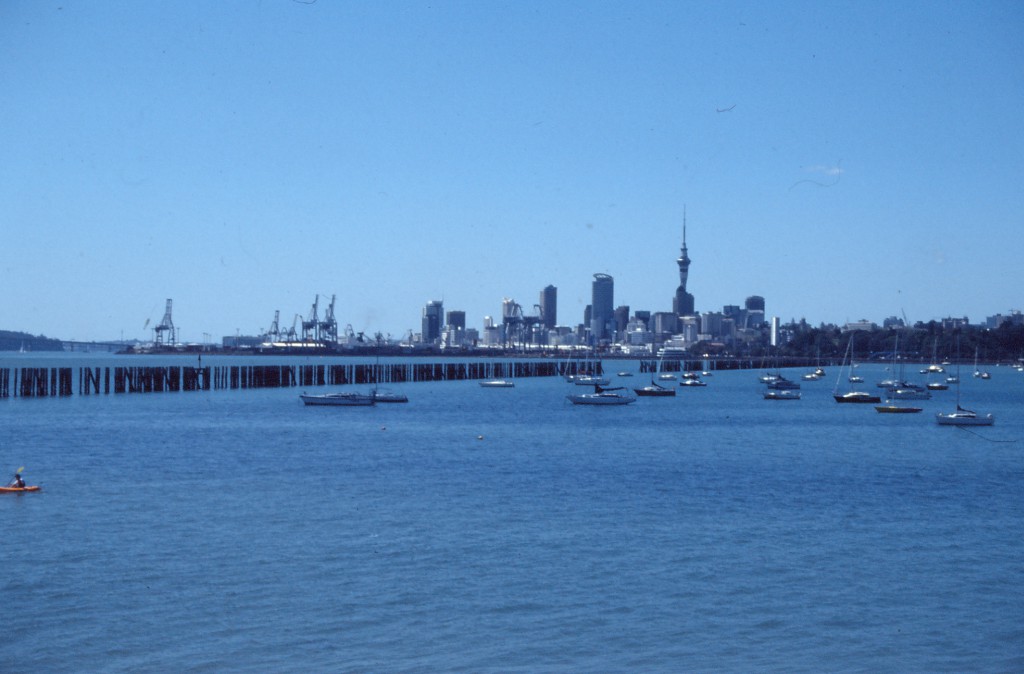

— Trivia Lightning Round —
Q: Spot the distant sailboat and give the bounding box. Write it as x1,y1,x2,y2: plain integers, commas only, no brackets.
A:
938,340,994,426
875,333,922,414
834,333,880,404
972,347,992,380
926,339,949,390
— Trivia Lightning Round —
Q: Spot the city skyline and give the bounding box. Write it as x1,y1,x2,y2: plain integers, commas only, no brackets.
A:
3,3,1021,342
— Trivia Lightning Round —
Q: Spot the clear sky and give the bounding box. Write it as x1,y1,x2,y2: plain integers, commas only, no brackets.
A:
3,1,1022,342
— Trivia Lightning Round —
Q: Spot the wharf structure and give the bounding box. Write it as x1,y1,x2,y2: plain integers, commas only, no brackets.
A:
0,355,836,399
0,359,574,399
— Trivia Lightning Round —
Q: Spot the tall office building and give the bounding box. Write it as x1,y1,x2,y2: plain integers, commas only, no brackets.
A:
590,273,614,342
673,208,695,317
446,310,466,331
421,300,443,344
540,285,557,329
744,295,766,328
614,305,630,340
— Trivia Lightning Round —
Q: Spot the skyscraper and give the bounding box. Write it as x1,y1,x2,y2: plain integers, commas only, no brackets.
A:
673,207,695,317
421,300,443,344
614,305,630,340
590,273,614,342
540,285,557,329
745,295,766,328
446,310,466,331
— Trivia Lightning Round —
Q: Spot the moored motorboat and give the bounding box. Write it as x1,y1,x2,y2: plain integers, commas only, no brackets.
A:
300,391,375,406
373,390,409,403
764,389,800,400
834,391,881,404
766,376,800,390
874,403,922,414
887,386,931,400
479,379,515,388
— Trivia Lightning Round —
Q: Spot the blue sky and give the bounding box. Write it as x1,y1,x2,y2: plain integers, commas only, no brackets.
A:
3,1,1022,342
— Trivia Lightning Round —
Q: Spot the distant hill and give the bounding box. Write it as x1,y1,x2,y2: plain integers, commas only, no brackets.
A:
0,330,64,352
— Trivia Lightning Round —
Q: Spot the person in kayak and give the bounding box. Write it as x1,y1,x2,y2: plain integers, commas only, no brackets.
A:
9,473,25,488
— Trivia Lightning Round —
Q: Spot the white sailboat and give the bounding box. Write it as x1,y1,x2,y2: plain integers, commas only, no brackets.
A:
926,338,949,391
875,332,923,414
972,347,992,379
568,384,636,405
834,333,880,404
938,341,994,426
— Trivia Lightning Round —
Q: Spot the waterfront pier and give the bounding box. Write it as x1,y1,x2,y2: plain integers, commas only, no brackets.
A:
0,360,575,399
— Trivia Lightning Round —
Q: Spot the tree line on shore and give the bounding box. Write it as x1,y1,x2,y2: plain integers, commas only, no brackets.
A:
0,330,63,352
764,321,1024,363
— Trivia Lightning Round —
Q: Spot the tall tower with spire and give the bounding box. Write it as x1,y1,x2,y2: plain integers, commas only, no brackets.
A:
673,207,695,317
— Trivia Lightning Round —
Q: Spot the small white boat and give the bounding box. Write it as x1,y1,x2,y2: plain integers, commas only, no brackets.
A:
479,379,515,388
300,392,375,406
373,390,409,403
679,378,706,387
617,371,633,377
574,375,610,386
766,376,800,390
764,390,800,400
875,402,923,414
834,391,881,404
887,387,931,400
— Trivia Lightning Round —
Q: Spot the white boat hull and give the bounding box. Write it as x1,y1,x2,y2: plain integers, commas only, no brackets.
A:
764,390,800,400
936,412,994,426
567,393,636,405
300,393,375,406
479,380,515,388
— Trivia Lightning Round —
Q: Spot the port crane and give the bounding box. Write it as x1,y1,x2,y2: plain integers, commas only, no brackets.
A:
301,295,320,343
153,299,176,346
282,314,300,342
318,295,338,343
265,310,281,342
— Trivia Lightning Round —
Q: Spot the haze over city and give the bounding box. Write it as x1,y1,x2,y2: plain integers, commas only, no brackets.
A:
3,2,1021,343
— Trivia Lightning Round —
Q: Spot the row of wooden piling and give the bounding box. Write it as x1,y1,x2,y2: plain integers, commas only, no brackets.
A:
0,360,577,398
638,357,829,374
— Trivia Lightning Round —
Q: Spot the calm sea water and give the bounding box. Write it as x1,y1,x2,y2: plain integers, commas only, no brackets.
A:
2,354,1022,672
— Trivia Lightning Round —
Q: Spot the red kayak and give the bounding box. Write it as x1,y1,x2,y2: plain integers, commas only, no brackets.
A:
0,486,40,493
